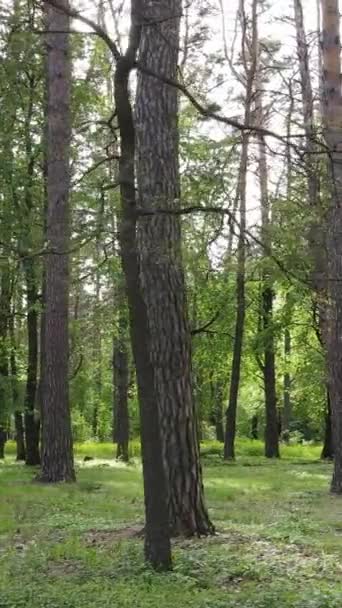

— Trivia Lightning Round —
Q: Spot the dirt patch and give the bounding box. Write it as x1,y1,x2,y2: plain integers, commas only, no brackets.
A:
84,525,143,547
46,559,85,578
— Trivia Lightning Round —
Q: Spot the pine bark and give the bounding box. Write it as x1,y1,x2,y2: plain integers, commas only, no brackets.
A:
114,3,171,569
39,0,75,482
135,0,213,535
320,0,342,492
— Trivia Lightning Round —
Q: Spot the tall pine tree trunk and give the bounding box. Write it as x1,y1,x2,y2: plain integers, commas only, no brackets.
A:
135,0,213,536
39,0,75,482
114,4,171,569
320,0,342,493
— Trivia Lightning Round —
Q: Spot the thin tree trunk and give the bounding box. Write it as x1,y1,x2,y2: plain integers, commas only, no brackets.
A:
113,282,129,462
224,0,258,460
0,429,6,459
9,313,26,461
114,3,171,569
262,286,279,457
320,0,342,493
39,0,75,482
23,260,40,465
0,263,10,459
251,415,258,439
210,380,224,442
135,0,213,536
321,388,333,460
283,326,292,439
256,84,279,459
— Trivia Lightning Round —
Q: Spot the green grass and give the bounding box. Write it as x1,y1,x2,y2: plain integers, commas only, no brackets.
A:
1,441,341,608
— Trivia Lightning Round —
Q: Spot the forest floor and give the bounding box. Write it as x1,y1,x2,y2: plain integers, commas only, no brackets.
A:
1,441,342,608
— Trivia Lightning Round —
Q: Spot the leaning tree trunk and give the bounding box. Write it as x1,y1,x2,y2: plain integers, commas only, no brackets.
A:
320,0,342,493
23,260,40,465
39,0,75,482
114,4,171,569
135,0,213,536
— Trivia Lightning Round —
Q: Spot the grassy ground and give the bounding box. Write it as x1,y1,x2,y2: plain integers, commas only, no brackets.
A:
1,440,342,608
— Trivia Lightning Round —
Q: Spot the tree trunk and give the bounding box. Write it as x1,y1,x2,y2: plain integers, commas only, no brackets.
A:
321,388,333,460
135,0,213,536
24,261,40,465
9,310,26,461
211,380,224,442
283,326,292,438
0,263,10,459
224,0,258,460
262,286,280,458
15,413,26,461
39,0,75,483
320,0,342,493
114,5,171,569
0,429,6,459
9,315,26,461
224,254,245,460
251,415,258,440
113,291,130,462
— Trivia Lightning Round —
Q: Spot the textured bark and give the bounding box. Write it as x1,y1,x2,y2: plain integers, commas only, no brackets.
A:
114,4,171,569
39,0,75,482
224,0,258,461
136,0,213,536
23,260,40,465
320,0,342,493
321,389,333,460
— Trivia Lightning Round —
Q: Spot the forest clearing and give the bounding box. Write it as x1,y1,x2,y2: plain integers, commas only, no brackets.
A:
1,441,342,608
